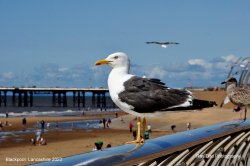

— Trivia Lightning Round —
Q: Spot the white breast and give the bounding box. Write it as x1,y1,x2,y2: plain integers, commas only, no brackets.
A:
107,68,138,115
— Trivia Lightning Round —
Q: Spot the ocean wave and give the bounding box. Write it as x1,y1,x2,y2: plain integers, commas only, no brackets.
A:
0,108,120,118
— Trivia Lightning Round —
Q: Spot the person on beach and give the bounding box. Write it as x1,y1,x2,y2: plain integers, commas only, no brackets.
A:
47,122,50,129
147,124,151,133
0,121,3,131
36,130,42,144
4,121,9,126
106,144,111,148
36,121,40,128
129,121,133,132
171,125,176,133
94,141,103,150
39,137,47,145
186,122,191,130
5,112,8,118
22,117,27,130
107,118,111,128
102,118,106,129
30,138,36,146
40,120,45,130
132,130,137,140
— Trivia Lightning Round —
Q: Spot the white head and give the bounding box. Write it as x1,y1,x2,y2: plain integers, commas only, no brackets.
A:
95,52,130,71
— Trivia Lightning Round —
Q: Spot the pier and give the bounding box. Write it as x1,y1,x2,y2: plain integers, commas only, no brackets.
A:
0,87,110,110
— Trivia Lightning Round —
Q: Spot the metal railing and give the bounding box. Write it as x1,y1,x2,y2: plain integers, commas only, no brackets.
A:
227,57,250,87
32,119,250,166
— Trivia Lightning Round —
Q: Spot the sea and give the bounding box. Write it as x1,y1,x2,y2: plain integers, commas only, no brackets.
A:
0,95,118,117
0,95,118,144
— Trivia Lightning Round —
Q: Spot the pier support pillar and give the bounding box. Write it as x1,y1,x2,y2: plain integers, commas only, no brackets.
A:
77,91,81,108
52,91,68,107
29,92,33,107
63,92,67,107
97,93,101,109
4,91,7,107
52,92,56,107
82,91,85,107
92,92,96,108
101,92,106,111
12,91,16,106
18,92,22,107
73,91,76,107
58,93,61,106
24,92,28,107
0,91,1,107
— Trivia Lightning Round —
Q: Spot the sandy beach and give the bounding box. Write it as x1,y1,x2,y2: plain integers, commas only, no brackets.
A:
0,90,249,166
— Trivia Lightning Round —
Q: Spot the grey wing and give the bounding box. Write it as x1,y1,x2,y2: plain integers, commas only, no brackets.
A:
118,76,193,113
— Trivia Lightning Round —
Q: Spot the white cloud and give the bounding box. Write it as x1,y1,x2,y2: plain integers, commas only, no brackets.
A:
0,54,242,88
147,66,167,79
58,67,69,72
222,54,238,63
140,54,239,87
188,59,212,69
2,72,15,79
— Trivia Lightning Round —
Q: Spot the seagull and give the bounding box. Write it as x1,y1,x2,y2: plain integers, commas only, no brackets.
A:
221,77,250,121
95,52,215,143
146,41,179,48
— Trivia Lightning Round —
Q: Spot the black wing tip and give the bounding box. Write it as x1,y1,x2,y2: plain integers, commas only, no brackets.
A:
148,78,166,85
145,41,179,45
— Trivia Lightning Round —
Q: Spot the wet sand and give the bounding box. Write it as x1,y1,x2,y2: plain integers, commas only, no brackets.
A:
0,119,167,166
1,90,248,166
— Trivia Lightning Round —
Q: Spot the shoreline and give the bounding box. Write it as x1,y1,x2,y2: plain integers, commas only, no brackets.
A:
0,111,126,131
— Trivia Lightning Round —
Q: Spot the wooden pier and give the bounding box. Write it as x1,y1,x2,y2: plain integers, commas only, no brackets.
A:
0,87,110,110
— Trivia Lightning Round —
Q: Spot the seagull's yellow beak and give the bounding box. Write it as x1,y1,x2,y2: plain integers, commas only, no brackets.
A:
95,59,110,66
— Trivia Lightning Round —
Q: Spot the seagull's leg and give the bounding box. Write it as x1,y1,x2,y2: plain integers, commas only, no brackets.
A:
236,106,244,120
126,117,144,144
142,117,147,138
137,117,141,141
240,108,242,120
243,107,247,121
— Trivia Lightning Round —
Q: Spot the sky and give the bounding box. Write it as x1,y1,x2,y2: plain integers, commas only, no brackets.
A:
0,0,250,88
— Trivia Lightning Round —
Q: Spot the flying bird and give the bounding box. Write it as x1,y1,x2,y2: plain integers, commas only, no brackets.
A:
95,52,215,143
221,77,250,121
146,41,179,48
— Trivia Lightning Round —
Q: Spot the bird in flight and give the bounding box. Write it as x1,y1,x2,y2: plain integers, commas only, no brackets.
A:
95,52,215,144
146,41,179,48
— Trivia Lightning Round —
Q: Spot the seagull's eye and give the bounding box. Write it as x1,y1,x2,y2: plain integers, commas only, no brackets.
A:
113,56,119,59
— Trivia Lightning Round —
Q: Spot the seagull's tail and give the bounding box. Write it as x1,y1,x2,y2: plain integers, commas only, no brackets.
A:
192,99,217,109
167,99,217,111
